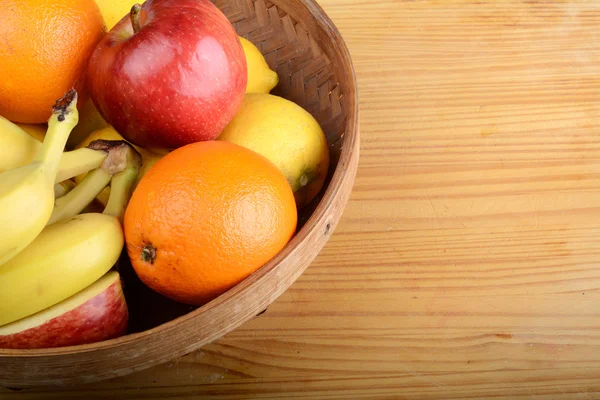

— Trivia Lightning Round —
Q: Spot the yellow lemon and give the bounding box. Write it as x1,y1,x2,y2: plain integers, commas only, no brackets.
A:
239,37,279,94
218,93,329,209
94,0,142,31
76,126,164,206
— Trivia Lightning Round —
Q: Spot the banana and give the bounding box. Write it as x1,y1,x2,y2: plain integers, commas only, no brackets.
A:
54,180,75,198
0,114,107,182
49,168,112,225
48,141,141,225
0,90,79,265
0,116,41,171
0,143,141,326
0,213,124,326
103,145,141,224
54,148,107,183
74,126,165,207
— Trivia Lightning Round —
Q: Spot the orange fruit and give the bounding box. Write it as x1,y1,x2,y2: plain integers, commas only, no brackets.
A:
124,141,298,305
0,0,105,123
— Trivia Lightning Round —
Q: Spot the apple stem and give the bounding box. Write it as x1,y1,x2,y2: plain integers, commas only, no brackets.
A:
130,4,142,34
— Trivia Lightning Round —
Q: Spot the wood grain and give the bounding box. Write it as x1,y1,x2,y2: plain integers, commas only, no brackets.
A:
3,0,600,398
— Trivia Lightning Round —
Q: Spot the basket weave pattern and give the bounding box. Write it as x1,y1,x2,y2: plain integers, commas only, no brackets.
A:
214,0,347,153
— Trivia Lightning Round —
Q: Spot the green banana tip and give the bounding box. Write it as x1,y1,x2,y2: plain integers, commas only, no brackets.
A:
51,89,78,122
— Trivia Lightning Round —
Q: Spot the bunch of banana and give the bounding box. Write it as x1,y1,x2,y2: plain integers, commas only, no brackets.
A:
0,90,80,265
48,139,139,224
0,89,141,330
0,114,107,185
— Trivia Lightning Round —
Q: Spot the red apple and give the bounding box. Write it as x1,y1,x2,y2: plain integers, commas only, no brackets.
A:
0,272,128,349
87,0,247,150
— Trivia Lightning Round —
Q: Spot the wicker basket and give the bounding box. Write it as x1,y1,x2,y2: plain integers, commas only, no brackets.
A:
0,0,359,388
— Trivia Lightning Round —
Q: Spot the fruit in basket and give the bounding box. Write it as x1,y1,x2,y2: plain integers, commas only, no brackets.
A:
75,126,164,206
54,180,76,199
240,37,279,93
0,117,44,172
0,142,140,327
0,213,124,327
0,115,151,193
87,0,247,150
0,91,79,265
76,127,164,187
67,98,110,149
0,271,128,349
124,141,297,305
48,140,142,225
0,115,107,181
17,123,47,143
0,0,105,124
95,0,142,31
218,93,330,209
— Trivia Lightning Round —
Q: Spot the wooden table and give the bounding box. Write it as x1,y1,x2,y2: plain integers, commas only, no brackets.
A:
3,0,600,398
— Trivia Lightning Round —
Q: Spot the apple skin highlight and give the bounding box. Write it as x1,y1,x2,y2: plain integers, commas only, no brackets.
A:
87,0,248,150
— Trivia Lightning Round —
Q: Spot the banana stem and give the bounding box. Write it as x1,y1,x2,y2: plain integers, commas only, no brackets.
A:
48,169,112,225
48,141,142,225
36,90,78,179
54,180,76,198
103,142,142,222
55,147,107,183
103,165,139,223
